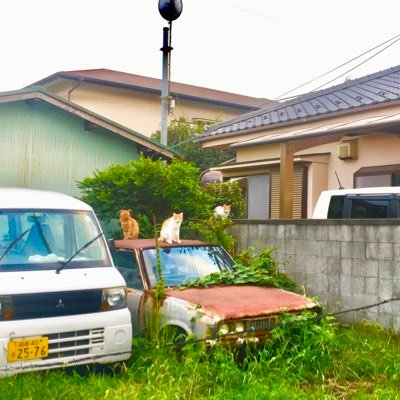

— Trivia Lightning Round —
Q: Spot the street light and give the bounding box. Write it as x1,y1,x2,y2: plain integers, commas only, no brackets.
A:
158,0,183,146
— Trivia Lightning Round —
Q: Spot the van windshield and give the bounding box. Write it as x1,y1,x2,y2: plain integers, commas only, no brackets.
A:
0,209,111,271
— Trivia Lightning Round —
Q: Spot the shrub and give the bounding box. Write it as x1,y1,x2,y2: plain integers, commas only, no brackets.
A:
180,246,296,292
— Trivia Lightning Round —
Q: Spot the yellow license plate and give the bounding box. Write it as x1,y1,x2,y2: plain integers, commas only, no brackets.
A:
7,337,49,362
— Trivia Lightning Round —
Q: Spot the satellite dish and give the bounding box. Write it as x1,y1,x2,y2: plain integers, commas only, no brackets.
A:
200,170,223,185
158,0,183,22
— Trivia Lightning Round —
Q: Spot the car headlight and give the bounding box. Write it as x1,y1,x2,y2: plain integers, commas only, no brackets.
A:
234,321,245,333
218,323,230,336
0,296,14,320
101,287,127,311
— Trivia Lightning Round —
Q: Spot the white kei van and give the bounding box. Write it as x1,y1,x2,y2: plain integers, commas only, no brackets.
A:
0,188,132,376
312,187,400,219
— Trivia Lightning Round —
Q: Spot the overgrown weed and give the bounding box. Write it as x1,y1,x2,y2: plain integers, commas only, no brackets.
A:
261,311,339,379
4,319,400,399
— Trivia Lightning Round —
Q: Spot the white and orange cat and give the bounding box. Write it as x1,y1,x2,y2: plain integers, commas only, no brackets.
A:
158,212,183,244
120,209,139,239
213,204,231,220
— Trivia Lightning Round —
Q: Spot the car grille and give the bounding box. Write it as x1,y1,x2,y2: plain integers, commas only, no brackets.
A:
11,290,103,320
46,328,105,359
245,316,278,332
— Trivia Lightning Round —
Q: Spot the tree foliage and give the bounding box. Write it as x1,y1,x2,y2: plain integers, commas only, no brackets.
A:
151,117,234,171
202,181,244,219
77,155,244,239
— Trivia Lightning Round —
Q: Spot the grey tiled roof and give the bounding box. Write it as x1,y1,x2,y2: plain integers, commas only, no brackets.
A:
200,65,400,140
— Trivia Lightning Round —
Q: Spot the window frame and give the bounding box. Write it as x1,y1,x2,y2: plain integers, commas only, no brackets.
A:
354,164,400,188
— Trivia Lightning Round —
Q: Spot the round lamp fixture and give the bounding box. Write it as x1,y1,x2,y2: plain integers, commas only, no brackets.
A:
158,0,183,22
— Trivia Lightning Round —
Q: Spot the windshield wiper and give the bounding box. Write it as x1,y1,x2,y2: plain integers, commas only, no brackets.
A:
56,232,104,274
0,229,30,264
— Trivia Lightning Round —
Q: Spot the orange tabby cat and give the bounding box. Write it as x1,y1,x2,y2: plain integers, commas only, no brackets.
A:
158,212,183,244
119,209,139,239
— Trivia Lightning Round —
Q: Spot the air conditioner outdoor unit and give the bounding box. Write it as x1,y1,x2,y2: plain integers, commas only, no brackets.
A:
337,141,358,160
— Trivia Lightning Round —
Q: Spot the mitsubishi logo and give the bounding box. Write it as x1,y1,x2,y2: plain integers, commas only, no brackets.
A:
56,299,65,309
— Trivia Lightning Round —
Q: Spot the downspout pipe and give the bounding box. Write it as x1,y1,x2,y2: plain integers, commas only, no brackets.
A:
67,80,82,101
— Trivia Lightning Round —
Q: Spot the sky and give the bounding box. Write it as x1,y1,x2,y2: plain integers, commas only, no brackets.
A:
2,0,400,101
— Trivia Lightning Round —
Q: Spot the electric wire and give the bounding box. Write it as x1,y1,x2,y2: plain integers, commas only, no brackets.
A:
309,35,400,93
260,34,400,108
162,32,400,151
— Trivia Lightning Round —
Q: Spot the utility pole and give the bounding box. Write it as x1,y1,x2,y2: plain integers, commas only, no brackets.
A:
158,0,183,146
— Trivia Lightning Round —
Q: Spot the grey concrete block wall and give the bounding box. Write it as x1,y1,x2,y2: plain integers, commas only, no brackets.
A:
232,219,400,330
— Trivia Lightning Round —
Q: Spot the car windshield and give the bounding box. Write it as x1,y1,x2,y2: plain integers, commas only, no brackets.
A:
142,245,235,287
0,209,111,271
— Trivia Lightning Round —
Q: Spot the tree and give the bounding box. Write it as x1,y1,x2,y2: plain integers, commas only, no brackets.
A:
78,155,210,223
202,181,245,219
151,117,234,172
77,155,244,239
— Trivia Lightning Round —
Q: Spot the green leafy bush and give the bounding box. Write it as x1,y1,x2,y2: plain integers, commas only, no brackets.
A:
77,155,212,237
202,180,245,219
181,246,296,292
188,216,236,254
77,155,246,239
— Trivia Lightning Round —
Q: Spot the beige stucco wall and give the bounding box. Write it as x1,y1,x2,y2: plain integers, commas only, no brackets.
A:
235,143,281,162
301,132,400,189
305,155,329,217
44,81,249,137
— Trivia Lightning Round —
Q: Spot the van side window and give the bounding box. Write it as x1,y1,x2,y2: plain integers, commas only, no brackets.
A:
350,198,390,218
327,196,345,218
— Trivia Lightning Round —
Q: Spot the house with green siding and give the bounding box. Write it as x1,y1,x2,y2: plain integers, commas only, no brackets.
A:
0,86,174,197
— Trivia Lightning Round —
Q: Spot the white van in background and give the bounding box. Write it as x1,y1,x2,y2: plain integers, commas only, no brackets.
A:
312,187,400,219
0,188,132,376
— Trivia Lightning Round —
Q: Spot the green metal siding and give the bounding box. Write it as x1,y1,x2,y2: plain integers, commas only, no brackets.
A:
0,100,138,197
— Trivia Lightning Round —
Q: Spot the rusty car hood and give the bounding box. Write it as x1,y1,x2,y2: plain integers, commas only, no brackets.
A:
166,285,316,320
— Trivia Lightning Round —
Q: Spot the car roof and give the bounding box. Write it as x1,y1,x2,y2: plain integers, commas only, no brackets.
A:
320,186,400,196
114,238,212,250
0,187,92,210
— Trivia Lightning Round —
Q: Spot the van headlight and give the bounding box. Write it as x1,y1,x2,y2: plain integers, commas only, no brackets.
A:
101,287,127,311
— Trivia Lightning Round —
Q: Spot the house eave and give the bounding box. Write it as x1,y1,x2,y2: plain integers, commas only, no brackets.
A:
232,107,400,149
30,73,267,111
200,98,400,145
0,87,175,159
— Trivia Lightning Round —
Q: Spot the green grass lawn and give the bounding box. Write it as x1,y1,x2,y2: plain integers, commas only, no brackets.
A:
2,317,400,400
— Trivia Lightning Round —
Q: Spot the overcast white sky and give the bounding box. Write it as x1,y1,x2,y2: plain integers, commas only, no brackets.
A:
2,0,400,100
